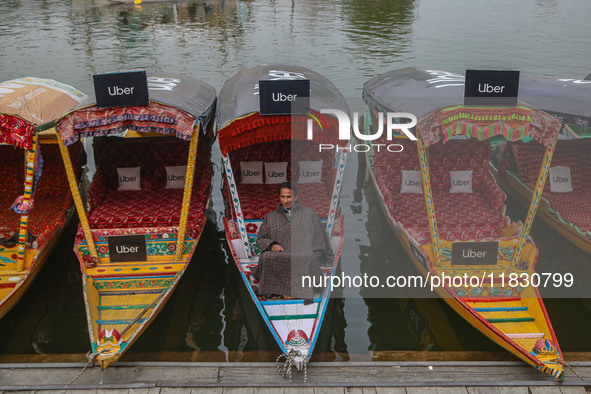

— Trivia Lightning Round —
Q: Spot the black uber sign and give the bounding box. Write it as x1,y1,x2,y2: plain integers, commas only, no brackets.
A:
108,235,147,263
259,79,310,115
93,71,150,109
464,70,520,107
451,241,498,266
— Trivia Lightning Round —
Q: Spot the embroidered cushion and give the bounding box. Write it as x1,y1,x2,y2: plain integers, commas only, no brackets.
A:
240,161,263,184
165,165,187,189
117,167,141,191
298,160,322,183
264,162,288,184
449,170,473,193
400,170,423,193
549,166,573,193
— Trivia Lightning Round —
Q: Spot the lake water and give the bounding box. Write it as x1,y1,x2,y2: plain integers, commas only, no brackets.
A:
1,0,590,361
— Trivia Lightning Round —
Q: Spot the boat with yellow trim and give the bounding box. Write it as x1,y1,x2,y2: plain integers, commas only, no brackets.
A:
493,75,591,255
54,72,216,368
362,67,565,380
216,65,349,373
0,78,86,319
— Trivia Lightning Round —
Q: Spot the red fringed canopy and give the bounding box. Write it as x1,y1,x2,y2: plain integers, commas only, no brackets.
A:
0,114,35,150
218,111,343,154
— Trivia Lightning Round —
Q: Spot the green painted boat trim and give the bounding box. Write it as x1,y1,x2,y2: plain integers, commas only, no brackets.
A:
268,314,318,321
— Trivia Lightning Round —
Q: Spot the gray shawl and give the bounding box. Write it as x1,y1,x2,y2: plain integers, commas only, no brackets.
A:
253,201,334,298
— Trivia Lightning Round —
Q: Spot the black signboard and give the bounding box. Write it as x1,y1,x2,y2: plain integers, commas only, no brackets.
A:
107,235,147,263
409,240,428,269
464,70,520,106
259,79,310,115
93,71,150,109
451,241,498,266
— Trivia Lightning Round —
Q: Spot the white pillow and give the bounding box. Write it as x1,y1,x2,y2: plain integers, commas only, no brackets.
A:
298,160,323,184
549,166,573,193
265,162,287,184
400,170,423,193
449,170,473,193
117,167,141,191
165,165,187,189
240,161,263,184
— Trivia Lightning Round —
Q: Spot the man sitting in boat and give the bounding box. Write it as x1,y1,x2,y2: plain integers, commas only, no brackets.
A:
253,182,333,300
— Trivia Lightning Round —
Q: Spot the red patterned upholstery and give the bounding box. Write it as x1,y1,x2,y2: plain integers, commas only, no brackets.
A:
375,139,507,245
0,143,84,246
0,147,24,239
515,139,591,232
87,137,212,239
226,140,334,220
235,183,330,220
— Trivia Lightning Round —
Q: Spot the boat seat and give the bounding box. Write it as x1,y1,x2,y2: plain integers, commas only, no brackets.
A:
514,140,591,232
87,137,213,239
88,187,209,239
224,140,337,220
0,143,83,247
235,183,331,220
375,139,507,245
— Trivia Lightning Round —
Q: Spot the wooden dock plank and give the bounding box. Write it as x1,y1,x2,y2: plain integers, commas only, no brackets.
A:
314,388,345,394
159,389,193,394
221,388,255,394
374,388,405,394
466,388,501,394
97,389,130,394
436,388,468,394
406,388,439,394
559,388,589,394
190,389,221,394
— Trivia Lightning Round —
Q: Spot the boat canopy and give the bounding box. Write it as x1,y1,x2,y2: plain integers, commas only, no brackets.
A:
216,64,350,154
362,67,563,148
519,75,591,136
0,77,86,149
56,73,217,146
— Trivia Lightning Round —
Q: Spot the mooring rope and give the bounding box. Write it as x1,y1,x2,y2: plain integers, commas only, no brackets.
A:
67,349,107,385
276,350,308,382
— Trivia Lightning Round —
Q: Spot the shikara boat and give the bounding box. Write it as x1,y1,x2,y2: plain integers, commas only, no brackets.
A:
0,77,86,319
217,65,348,372
493,75,591,254
54,73,216,368
362,67,565,379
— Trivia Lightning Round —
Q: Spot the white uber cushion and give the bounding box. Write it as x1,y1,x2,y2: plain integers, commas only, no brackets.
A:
549,165,573,193
117,166,141,191
449,170,473,193
165,165,187,189
400,170,423,193
298,160,323,183
240,161,263,184
264,162,288,184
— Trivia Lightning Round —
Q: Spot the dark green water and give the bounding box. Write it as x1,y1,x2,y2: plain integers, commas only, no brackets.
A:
1,0,590,360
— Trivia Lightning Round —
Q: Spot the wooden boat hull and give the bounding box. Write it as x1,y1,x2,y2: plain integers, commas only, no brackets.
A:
0,231,58,319
368,163,564,380
76,198,209,368
223,216,344,365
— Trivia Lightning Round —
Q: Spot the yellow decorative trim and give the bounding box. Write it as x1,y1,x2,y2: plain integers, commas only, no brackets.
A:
175,123,199,261
56,132,98,259
16,134,38,271
417,134,441,267
513,138,557,265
